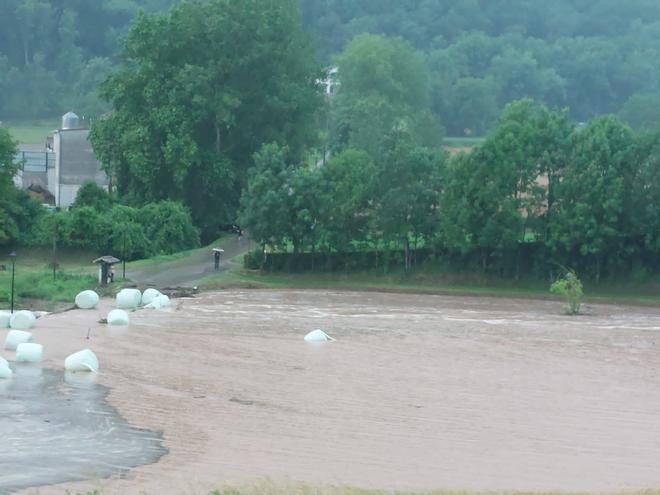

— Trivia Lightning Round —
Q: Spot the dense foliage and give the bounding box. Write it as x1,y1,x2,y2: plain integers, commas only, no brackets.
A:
304,0,660,133
0,128,42,246
241,99,660,281
0,0,178,120
2,179,199,259
3,1,660,133
90,0,321,242
35,183,200,259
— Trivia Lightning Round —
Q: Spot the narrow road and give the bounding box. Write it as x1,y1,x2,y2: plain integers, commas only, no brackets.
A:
127,235,250,288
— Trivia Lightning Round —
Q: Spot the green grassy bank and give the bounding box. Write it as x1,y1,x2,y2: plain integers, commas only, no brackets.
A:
0,249,106,310
200,262,660,306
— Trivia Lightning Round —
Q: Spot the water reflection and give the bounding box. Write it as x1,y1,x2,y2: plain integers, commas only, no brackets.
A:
0,366,166,494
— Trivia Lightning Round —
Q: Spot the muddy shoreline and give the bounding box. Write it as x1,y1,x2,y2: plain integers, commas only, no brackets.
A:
5,290,660,494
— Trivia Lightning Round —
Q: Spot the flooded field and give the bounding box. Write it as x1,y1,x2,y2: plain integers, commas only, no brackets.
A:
5,290,660,494
0,368,165,494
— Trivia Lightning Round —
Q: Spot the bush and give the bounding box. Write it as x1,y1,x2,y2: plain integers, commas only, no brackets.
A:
550,271,584,315
70,181,112,212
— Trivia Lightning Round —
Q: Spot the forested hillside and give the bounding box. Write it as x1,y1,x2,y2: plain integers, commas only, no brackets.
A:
302,0,660,134
2,1,660,133
0,0,177,119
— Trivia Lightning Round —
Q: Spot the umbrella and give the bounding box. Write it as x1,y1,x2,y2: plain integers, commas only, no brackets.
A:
93,256,120,264
212,248,225,253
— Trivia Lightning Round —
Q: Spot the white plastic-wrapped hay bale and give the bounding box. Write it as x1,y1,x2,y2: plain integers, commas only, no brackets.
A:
0,363,12,379
75,290,99,309
304,329,335,342
116,288,142,309
9,310,36,330
0,311,10,328
144,293,171,310
107,309,129,326
141,288,161,306
16,343,43,363
64,349,99,373
156,294,171,307
4,330,33,350
0,356,8,368
144,298,162,310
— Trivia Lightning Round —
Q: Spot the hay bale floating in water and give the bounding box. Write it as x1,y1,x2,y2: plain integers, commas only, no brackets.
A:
0,363,12,379
107,309,129,326
144,293,171,310
65,349,99,373
304,329,335,342
9,310,36,330
141,288,161,306
16,343,43,363
116,288,142,309
4,330,33,350
75,290,100,310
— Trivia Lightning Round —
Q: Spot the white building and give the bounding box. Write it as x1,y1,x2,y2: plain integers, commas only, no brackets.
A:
14,112,108,208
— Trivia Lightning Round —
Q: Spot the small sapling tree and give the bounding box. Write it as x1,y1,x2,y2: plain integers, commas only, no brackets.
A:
550,270,584,315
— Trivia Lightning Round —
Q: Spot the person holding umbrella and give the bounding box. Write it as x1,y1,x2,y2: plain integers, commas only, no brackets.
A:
212,248,224,270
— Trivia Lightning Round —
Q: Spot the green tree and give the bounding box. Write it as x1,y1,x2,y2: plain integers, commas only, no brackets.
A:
372,126,445,271
239,144,296,256
89,0,321,240
548,116,637,282
319,149,376,252
619,92,660,132
71,181,112,212
331,33,442,157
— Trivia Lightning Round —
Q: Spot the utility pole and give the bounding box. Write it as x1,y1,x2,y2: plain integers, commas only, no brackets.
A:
52,216,57,281
9,252,16,314
122,228,127,279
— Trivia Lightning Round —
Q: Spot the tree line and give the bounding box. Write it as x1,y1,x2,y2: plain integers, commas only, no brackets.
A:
1,0,659,283
302,0,660,134
0,0,177,120
3,0,660,134
240,98,660,282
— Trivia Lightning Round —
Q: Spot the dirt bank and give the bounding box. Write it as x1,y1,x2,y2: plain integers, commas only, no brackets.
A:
10,290,660,494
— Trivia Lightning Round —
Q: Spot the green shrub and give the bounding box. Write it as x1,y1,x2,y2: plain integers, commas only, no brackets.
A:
550,270,584,314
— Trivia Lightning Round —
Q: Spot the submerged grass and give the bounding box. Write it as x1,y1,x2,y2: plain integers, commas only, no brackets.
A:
200,264,660,306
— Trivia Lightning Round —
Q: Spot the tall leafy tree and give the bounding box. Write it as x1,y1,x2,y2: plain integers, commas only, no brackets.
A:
548,116,637,281
331,33,442,157
91,0,322,240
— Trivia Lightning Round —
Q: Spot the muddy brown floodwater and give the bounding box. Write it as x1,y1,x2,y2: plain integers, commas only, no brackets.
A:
8,290,660,494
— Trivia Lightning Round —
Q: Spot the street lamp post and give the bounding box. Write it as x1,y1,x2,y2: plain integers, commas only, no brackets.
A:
9,251,16,314
122,229,127,279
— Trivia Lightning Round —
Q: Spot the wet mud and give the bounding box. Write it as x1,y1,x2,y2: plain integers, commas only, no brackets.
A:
4,290,660,494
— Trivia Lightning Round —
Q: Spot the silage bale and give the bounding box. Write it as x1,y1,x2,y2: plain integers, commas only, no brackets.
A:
0,356,8,368
141,288,161,306
143,298,162,310
0,311,10,328
64,349,99,373
156,294,171,307
304,329,335,342
107,309,129,326
0,364,12,379
9,310,36,330
4,330,33,350
16,343,43,363
75,290,100,310
116,288,142,309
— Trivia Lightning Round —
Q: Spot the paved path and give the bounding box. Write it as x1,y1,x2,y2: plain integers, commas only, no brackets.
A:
127,235,250,288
